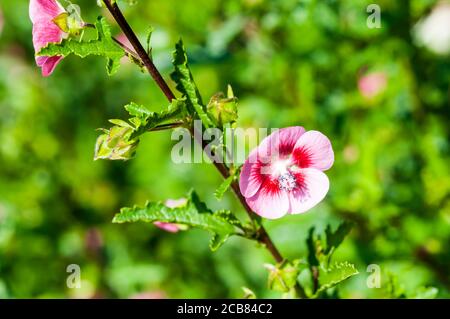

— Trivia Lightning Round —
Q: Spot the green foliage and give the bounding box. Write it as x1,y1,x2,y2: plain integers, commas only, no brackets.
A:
95,99,186,160
305,223,358,297
113,190,244,251
315,262,359,296
171,40,215,128
38,17,124,75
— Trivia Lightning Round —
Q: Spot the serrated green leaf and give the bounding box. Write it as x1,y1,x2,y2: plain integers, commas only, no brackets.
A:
315,262,359,296
113,191,242,251
38,17,124,75
214,175,234,200
171,40,215,128
124,102,152,118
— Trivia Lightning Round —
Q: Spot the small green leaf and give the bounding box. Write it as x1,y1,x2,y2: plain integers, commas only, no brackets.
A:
214,175,235,200
38,17,124,75
124,102,152,118
171,40,215,128
315,262,359,296
113,191,243,251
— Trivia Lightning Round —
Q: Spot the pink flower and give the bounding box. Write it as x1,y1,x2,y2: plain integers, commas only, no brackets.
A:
154,198,188,233
358,72,387,99
239,127,334,219
29,0,66,76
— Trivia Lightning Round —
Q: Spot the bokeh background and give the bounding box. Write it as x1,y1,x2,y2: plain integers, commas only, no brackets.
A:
0,0,449,298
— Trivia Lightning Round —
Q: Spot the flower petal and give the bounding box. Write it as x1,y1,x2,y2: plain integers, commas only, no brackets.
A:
288,168,329,214
154,222,180,233
257,126,305,158
293,130,334,171
32,19,65,52
29,0,64,24
36,56,63,76
245,185,289,219
239,149,264,198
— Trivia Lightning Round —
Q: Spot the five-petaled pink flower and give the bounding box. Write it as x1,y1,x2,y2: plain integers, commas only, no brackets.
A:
154,199,188,233
29,0,66,76
239,127,334,219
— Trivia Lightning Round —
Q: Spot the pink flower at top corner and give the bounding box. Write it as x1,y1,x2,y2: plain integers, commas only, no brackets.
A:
29,0,66,76
153,198,188,233
239,127,334,219
29,0,84,76
358,71,387,99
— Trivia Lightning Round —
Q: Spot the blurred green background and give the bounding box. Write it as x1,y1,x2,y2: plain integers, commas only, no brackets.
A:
0,0,449,298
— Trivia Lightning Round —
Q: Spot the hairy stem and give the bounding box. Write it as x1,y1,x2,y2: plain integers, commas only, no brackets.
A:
102,0,306,298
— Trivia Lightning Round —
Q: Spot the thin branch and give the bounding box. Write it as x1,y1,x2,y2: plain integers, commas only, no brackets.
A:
102,0,175,101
